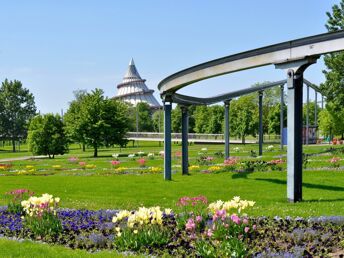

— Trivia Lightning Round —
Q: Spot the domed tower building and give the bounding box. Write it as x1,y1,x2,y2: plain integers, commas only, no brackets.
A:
114,58,161,109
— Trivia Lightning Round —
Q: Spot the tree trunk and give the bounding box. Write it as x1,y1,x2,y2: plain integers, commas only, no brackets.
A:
82,143,86,152
242,135,245,145
12,139,16,152
94,146,98,157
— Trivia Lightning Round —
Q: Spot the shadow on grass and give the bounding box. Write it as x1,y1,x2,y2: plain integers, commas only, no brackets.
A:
303,198,344,203
255,178,344,192
231,172,254,179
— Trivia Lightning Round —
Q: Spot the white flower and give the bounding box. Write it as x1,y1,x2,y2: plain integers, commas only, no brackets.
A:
201,148,208,151
128,154,135,158
112,153,119,158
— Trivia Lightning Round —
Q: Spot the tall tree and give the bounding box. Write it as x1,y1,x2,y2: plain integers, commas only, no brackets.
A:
64,89,131,157
193,106,210,134
230,95,258,144
207,105,224,134
136,102,154,132
63,90,87,151
267,103,287,135
152,109,164,133
27,114,69,158
171,105,182,133
0,79,36,152
320,1,344,112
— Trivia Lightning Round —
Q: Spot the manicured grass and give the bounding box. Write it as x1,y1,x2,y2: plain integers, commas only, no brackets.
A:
0,142,343,217
0,238,139,258
0,170,343,217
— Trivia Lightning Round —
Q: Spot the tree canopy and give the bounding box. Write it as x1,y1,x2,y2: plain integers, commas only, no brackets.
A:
64,89,131,157
0,79,36,152
27,113,68,158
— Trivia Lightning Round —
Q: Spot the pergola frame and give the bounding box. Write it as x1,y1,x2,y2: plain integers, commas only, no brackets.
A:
158,30,344,202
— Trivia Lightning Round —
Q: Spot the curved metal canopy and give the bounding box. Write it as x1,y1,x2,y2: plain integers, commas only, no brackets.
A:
158,30,344,100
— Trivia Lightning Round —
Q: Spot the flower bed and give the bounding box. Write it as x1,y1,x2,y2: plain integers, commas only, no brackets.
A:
0,192,343,257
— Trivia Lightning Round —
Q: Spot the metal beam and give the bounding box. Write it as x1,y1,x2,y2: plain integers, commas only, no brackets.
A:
306,85,310,145
181,106,189,175
159,31,344,95
172,80,287,106
164,101,172,180
258,91,263,156
224,100,231,159
287,70,304,202
315,91,318,127
280,85,284,150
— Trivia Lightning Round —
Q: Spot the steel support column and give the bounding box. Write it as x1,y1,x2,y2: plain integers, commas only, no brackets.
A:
181,106,189,175
258,91,264,156
280,85,284,150
163,100,172,180
315,91,318,140
306,85,310,145
224,100,231,159
287,70,304,202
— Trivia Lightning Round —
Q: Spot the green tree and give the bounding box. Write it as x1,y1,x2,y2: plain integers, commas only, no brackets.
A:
0,79,36,152
320,1,344,112
207,105,224,134
63,90,87,151
27,114,68,158
193,106,210,133
318,109,335,139
152,109,164,133
65,89,131,157
302,101,319,126
136,102,154,132
171,105,182,133
230,95,258,144
267,103,287,135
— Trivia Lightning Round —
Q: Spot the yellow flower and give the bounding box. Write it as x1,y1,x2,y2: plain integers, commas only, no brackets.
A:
117,232,122,237
164,208,172,215
133,230,138,234
115,227,121,232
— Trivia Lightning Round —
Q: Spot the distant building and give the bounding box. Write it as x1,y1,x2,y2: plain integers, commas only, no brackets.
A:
114,58,161,109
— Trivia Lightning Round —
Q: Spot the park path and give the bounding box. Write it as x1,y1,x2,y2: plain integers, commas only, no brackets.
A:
0,156,47,163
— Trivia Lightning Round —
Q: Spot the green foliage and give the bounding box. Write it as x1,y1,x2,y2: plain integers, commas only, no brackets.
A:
194,105,224,134
5,189,34,214
23,211,62,239
196,238,247,258
64,89,131,157
63,90,88,149
136,102,154,132
268,103,287,134
230,95,258,143
114,225,172,251
320,1,344,136
27,114,68,158
152,109,164,132
302,101,319,126
0,79,36,152
171,105,182,133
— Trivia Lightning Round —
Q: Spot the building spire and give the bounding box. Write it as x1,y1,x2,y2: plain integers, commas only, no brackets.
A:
115,59,161,109
124,58,141,80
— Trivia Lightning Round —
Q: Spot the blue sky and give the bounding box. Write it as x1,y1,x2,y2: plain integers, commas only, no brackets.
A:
0,0,339,113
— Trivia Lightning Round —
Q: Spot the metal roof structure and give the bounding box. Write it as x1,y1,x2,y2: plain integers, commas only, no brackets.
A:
114,58,161,109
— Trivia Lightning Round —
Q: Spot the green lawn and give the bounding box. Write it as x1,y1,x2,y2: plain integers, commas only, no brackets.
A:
0,238,139,258
0,170,343,217
0,142,343,256
0,142,343,217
